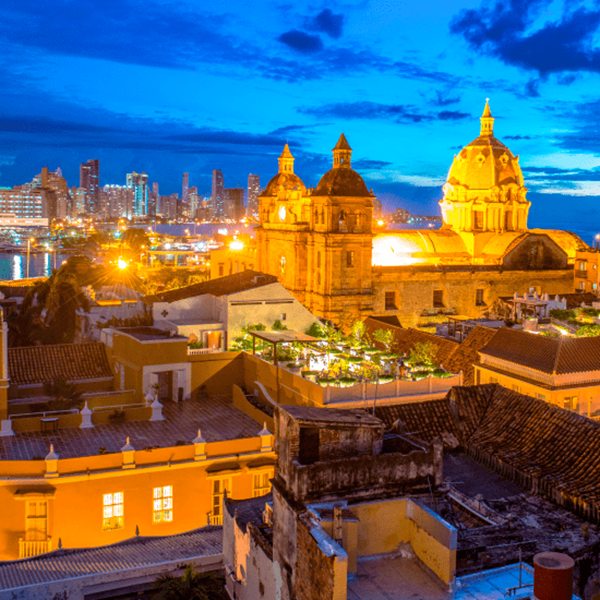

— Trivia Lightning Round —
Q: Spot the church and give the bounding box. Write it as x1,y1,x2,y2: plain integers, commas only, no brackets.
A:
256,102,586,327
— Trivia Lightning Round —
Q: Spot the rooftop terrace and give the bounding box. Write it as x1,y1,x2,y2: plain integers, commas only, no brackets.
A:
0,395,263,460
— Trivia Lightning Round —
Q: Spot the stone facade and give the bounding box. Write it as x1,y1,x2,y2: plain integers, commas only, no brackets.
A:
256,105,586,327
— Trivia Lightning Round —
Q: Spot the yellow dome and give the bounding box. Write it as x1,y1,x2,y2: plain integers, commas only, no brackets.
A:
440,101,530,234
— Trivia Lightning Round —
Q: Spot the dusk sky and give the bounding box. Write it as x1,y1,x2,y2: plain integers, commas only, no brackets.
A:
1,0,600,226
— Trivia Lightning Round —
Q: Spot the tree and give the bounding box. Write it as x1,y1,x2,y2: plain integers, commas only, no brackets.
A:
153,565,227,600
373,328,394,352
43,376,83,411
576,324,600,337
408,341,438,367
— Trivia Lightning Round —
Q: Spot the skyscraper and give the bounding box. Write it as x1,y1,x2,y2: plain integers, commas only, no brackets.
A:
211,169,224,220
126,172,149,216
247,174,260,218
79,159,99,213
182,172,189,205
224,188,245,221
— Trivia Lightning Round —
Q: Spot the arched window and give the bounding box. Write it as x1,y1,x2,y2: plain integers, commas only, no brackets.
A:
339,210,348,233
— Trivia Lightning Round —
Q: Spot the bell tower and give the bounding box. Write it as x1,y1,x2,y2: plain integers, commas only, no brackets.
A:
306,134,374,326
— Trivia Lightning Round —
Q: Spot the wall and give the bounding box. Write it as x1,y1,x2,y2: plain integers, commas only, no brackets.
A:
0,435,274,560
372,266,575,327
233,384,274,430
190,352,245,397
349,498,457,586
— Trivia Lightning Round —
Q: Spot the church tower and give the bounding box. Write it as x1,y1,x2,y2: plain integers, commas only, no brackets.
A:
305,134,374,325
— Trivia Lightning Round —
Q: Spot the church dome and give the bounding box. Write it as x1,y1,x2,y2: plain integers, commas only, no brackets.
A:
314,168,371,197
445,100,524,192
262,143,307,196
263,172,306,195
313,134,373,197
440,101,530,234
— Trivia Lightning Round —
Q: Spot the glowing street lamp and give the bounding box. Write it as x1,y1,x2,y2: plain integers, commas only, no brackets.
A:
117,258,128,270
229,240,244,251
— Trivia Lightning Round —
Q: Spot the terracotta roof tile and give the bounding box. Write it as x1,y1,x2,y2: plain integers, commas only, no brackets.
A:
444,326,497,384
8,343,113,386
480,327,600,375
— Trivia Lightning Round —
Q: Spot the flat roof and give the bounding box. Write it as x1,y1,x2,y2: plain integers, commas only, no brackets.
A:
0,395,263,460
114,326,187,341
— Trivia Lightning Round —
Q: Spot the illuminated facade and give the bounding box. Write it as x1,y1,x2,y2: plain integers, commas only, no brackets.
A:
257,103,586,326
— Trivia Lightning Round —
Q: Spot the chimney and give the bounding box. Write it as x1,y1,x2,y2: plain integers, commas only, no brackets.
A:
533,552,574,600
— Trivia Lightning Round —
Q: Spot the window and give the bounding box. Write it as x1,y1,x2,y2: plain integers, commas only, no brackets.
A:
103,493,124,531
579,282,585,291
212,478,231,523
218,264,224,277
253,472,272,497
473,211,483,230
153,486,173,523
579,262,587,271
347,251,355,267
489,376,498,384
594,283,598,290
26,501,47,541
476,289,485,306
385,291,397,311
535,393,546,401
433,289,444,308
512,384,520,393
317,251,321,269
564,397,578,411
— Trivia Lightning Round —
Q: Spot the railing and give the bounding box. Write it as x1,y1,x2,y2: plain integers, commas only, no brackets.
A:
92,402,147,412
209,514,223,525
550,317,578,334
10,408,78,421
19,538,52,558
188,347,221,356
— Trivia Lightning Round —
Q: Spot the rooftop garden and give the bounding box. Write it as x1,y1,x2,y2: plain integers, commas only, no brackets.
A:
233,320,455,386
549,307,600,337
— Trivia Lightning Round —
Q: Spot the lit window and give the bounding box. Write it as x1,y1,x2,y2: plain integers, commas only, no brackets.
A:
153,486,173,523
564,397,578,411
347,251,355,267
253,471,272,497
103,492,124,531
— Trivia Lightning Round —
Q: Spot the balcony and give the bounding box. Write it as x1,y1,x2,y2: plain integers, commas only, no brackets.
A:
209,514,223,525
19,538,52,558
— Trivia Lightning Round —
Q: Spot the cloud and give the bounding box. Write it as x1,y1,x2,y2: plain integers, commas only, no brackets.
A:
299,101,470,124
305,9,344,39
504,135,533,141
278,30,324,53
523,166,600,183
353,159,394,170
450,1,600,75
432,90,461,106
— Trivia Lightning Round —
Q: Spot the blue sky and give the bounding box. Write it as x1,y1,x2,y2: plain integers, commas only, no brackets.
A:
1,0,600,226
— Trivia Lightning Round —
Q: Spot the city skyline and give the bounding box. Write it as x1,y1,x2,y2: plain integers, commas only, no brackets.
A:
1,1,600,224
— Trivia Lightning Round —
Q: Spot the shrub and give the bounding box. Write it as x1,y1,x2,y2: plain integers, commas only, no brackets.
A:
272,319,287,331
305,322,325,338
407,342,438,367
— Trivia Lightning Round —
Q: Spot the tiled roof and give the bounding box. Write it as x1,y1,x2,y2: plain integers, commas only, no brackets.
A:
364,315,403,328
381,384,600,512
8,342,113,385
479,327,600,374
0,395,262,460
0,526,222,591
226,493,272,534
363,322,459,366
281,404,382,427
144,270,278,304
444,326,497,384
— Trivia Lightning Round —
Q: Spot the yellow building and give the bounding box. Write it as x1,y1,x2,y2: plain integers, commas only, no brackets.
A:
574,245,600,295
475,326,600,417
256,102,587,327
0,326,276,561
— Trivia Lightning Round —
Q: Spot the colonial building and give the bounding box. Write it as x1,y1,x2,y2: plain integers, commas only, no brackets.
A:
256,102,587,327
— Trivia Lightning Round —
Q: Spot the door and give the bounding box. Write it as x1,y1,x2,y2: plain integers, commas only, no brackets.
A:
157,371,173,402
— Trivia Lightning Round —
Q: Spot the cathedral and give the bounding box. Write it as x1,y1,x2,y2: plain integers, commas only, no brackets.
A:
256,102,586,327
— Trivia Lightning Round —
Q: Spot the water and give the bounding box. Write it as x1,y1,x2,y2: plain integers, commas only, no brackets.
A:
0,252,71,280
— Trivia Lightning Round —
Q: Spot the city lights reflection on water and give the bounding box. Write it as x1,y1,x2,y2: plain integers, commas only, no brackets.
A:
3,252,68,280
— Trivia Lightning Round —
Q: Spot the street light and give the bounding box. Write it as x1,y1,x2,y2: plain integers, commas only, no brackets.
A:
26,237,34,279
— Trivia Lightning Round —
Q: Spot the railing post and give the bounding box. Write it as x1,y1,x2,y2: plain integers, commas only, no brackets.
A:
260,422,273,452
193,429,207,461
45,445,59,478
80,402,93,429
0,419,13,437
121,437,135,469
150,398,164,421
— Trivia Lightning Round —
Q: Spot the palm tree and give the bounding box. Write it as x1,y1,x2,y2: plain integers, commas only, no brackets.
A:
153,565,226,600
43,376,83,411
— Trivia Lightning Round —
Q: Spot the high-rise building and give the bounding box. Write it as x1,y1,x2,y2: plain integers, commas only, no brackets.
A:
0,186,46,220
224,188,245,221
79,159,99,213
126,172,149,216
152,182,160,215
102,185,135,218
32,167,69,219
211,169,224,220
247,174,260,218
182,173,189,205
189,186,200,219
